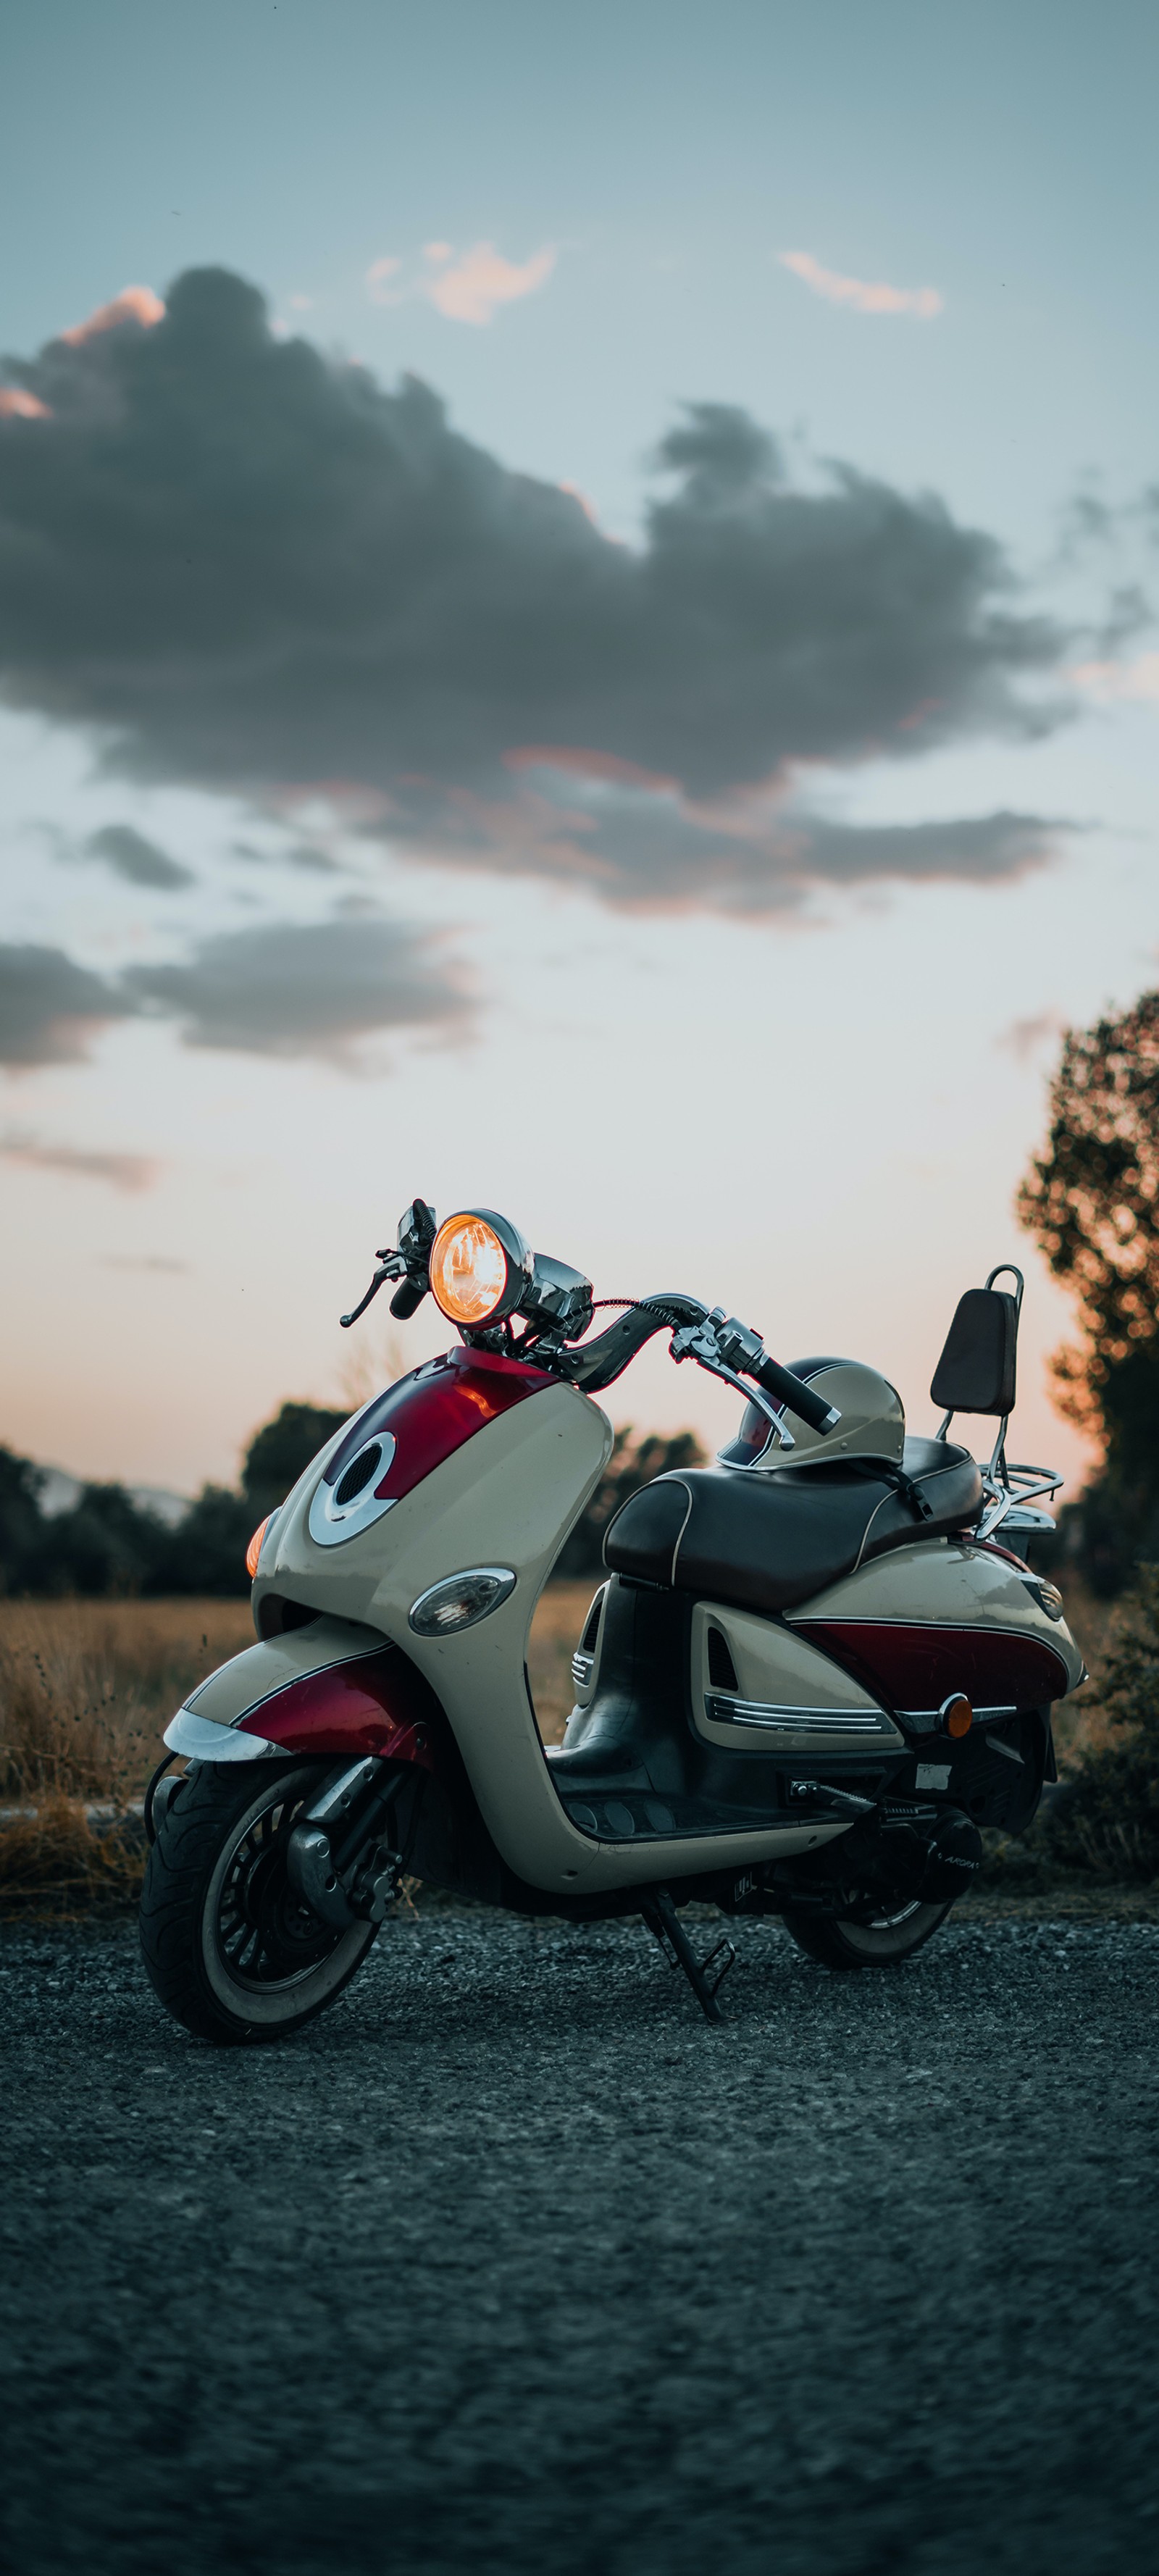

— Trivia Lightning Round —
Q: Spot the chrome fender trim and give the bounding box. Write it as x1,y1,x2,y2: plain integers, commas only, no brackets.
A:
163,1710,281,1762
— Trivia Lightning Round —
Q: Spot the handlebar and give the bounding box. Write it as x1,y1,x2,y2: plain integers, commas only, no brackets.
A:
340,1202,840,1437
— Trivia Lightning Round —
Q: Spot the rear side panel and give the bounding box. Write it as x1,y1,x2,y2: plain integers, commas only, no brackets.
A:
788,1538,1081,1724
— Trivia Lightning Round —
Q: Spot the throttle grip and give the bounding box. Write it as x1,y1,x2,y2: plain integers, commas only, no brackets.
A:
753,1352,840,1435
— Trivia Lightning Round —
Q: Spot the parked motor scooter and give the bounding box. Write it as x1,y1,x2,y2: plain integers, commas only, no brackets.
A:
141,1200,1082,2040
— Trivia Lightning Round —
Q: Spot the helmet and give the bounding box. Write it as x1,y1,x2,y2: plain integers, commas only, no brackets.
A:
720,1356,905,1474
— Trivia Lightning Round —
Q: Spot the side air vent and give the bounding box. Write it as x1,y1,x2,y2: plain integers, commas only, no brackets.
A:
707,1626,739,1691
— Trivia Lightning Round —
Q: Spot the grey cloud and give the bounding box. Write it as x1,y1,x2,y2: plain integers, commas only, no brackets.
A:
388,761,1058,912
232,838,343,873
0,942,135,1066
0,267,1071,911
124,916,470,1061
83,824,195,889
0,1129,158,1189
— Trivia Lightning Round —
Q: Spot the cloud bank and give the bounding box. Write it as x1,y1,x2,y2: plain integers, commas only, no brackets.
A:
0,267,1066,911
0,917,469,1071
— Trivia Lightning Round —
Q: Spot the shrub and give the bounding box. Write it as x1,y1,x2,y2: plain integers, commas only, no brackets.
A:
1044,1565,1159,1879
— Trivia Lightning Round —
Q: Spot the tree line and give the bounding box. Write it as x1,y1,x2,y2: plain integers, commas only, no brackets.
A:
0,1403,705,1598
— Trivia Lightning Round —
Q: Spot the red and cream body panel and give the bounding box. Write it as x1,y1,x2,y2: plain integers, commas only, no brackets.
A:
786,1538,1082,1724
170,1347,851,1895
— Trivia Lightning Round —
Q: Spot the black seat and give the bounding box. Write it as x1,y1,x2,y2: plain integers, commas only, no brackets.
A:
603,1439,983,1621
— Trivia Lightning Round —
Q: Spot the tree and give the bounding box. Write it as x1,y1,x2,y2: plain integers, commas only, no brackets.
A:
1018,990,1159,1590
0,1447,48,1595
240,1402,349,1521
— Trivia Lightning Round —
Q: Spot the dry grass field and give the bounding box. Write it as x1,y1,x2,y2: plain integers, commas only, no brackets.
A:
0,1573,1129,1917
0,1584,598,1914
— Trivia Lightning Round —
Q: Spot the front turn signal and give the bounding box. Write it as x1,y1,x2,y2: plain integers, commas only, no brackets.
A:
942,1693,974,1739
246,1515,272,1579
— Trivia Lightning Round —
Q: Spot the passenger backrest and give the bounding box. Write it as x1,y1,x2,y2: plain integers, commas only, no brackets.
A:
929,1287,1018,1418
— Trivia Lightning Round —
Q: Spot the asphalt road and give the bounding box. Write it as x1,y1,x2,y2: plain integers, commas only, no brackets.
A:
1,1909,1157,2576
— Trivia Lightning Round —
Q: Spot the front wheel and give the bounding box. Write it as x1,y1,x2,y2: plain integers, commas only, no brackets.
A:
139,1760,377,2044
779,1897,953,1970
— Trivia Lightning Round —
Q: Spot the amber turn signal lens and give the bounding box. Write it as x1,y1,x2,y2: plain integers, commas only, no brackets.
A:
943,1694,974,1739
429,1213,510,1326
246,1515,272,1579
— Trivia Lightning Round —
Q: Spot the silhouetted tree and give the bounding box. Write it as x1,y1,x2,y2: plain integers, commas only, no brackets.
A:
1018,990,1159,1591
240,1402,349,1521
0,1447,48,1594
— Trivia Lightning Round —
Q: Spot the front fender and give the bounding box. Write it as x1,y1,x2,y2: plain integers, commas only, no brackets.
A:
164,1615,436,1769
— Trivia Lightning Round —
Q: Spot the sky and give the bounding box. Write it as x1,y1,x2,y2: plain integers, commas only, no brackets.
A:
1,0,1157,1498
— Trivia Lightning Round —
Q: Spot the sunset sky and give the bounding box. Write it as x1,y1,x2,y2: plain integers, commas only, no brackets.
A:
1,0,1157,1499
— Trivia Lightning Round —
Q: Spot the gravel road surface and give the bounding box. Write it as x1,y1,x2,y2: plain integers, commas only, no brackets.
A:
1,1910,1157,2576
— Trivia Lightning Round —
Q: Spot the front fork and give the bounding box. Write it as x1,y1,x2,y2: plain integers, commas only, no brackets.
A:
286,1756,412,1928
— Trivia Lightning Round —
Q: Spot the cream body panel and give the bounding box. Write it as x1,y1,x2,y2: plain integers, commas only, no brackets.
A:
787,1538,1084,1692
690,1602,904,1753
256,1380,850,1894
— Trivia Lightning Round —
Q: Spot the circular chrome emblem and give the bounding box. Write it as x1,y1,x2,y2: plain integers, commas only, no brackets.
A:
307,1436,398,1549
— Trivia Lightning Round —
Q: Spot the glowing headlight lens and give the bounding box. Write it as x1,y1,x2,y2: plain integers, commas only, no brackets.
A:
429,1213,511,1326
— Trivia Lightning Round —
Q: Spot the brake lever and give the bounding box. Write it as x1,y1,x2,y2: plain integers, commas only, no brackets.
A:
669,1321,795,1449
340,1252,406,1329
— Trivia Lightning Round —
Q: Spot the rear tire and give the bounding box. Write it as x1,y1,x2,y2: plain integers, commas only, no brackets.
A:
780,1897,953,1970
139,1760,377,2044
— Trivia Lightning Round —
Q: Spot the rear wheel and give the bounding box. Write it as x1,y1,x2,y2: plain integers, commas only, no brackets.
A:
139,1760,377,2044
780,1896,953,1970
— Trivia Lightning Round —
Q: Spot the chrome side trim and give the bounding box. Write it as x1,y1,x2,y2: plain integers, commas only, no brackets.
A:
163,1710,280,1762
705,1695,892,1735
899,1702,1018,1723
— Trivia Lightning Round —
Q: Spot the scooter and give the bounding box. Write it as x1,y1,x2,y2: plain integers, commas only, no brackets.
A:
141,1201,1084,2041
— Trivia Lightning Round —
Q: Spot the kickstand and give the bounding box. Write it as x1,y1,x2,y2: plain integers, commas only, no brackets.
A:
642,1889,737,2025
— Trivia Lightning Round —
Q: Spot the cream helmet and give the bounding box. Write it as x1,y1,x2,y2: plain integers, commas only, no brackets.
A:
720,1358,905,1473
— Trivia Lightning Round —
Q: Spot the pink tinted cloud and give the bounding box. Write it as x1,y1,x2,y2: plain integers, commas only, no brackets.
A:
0,1130,159,1191
1071,651,1159,706
0,387,50,419
426,241,556,326
365,239,556,325
59,285,165,346
780,251,942,319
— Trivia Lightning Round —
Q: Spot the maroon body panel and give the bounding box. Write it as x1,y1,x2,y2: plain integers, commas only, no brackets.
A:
235,1648,437,1765
795,1620,1070,1717
322,1346,557,1505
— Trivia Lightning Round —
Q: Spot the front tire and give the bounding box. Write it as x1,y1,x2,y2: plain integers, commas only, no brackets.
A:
139,1760,377,2044
780,1897,953,1970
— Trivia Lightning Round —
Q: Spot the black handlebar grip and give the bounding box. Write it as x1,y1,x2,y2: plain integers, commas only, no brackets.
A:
390,1276,428,1319
753,1353,841,1435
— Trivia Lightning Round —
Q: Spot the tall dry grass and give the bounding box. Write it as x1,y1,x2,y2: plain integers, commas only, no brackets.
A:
0,1588,595,1916
0,1599,254,1916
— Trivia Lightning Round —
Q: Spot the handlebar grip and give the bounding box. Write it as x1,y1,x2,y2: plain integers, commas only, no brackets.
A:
753,1353,840,1435
389,1275,427,1320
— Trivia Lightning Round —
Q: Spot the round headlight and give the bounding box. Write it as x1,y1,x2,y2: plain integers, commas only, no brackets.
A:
428,1209,530,1328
